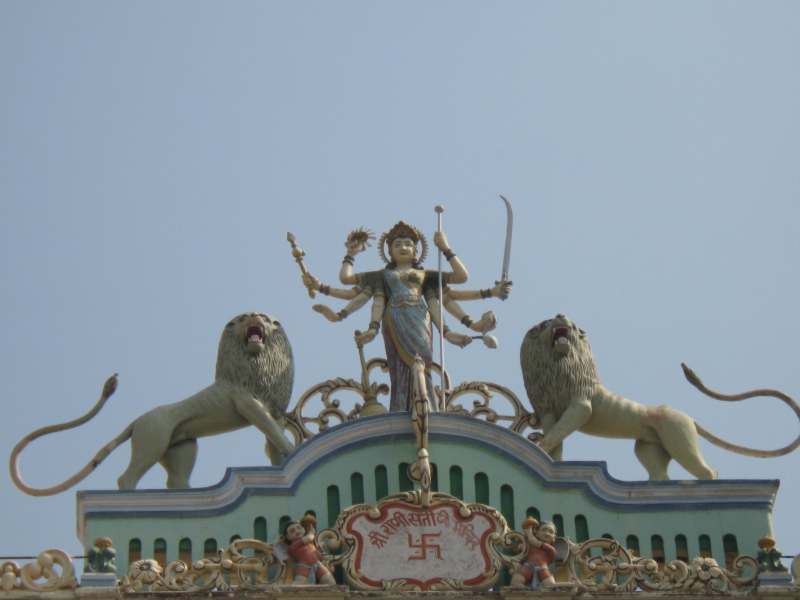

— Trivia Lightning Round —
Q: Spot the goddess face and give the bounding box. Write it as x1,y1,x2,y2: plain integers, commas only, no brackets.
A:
390,236,417,263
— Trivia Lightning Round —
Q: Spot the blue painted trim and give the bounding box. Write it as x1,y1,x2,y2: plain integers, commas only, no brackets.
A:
80,413,779,520
431,432,776,511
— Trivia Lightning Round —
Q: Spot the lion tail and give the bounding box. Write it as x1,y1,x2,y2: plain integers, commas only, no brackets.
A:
9,374,133,496
682,363,800,458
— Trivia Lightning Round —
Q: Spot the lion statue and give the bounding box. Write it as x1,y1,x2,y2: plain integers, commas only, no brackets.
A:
10,312,296,495
520,314,800,480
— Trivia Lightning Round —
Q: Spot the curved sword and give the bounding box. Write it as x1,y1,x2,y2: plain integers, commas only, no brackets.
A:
496,195,513,300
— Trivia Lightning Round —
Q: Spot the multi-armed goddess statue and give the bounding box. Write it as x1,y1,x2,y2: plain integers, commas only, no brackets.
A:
296,221,511,412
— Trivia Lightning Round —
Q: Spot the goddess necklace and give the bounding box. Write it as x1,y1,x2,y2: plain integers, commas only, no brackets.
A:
395,266,416,284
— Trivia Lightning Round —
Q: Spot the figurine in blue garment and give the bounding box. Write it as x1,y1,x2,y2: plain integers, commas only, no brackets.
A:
757,535,788,573
84,537,116,574
302,222,510,411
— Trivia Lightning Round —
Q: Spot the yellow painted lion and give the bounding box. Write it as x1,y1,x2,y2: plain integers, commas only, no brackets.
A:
10,312,295,495
520,314,800,480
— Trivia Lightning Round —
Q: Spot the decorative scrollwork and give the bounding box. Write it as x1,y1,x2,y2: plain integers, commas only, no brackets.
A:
119,539,284,592
0,550,77,592
315,491,526,592
564,537,758,593
285,356,542,445
407,357,433,507
379,577,413,591
284,358,391,444
444,380,540,439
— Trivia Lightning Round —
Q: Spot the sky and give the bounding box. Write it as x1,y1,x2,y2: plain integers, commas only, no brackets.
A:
1,2,798,564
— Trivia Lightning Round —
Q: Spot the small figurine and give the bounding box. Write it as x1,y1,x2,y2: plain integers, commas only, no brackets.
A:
275,514,335,585
84,537,116,573
511,518,557,588
757,535,788,573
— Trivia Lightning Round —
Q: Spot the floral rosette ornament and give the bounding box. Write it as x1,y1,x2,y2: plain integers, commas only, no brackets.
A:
121,559,163,592
691,557,723,581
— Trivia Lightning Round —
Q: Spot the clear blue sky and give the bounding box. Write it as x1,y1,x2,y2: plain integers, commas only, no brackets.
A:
1,2,798,560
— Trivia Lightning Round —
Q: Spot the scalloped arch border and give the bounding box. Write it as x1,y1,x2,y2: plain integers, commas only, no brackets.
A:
78,413,778,543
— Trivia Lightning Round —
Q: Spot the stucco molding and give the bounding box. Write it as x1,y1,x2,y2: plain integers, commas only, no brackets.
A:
77,413,779,545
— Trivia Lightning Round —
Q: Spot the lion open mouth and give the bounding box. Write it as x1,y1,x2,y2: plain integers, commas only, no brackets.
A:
552,326,570,348
246,325,266,345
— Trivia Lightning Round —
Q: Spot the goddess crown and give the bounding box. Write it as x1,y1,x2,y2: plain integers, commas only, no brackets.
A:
378,221,428,265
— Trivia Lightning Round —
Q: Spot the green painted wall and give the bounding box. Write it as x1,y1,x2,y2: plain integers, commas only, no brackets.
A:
85,438,772,567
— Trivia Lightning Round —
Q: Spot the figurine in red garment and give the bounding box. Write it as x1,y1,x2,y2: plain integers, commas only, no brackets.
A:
511,519,558,588
282,519,335,585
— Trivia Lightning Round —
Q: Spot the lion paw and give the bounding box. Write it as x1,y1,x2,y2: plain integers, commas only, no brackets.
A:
528,432,545,444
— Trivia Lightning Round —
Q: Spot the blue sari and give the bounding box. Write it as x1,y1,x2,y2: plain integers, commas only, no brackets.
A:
381,268,436,412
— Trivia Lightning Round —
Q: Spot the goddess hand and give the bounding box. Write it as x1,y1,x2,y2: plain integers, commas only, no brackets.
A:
471,310,498,333
491,280,513,300
433,231,451,252
302,273,321,291
445,330,472,348
312,305,342,322
344,239,368,256
355,329,378,345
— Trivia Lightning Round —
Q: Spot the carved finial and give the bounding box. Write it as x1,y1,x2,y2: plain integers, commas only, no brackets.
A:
286,232,315,298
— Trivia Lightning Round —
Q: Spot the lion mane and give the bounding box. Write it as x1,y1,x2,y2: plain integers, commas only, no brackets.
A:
216,312,294,418
520,317,599,418
519,314,800,480
11,312,296,496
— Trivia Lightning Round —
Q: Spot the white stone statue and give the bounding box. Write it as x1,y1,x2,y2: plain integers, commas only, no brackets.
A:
298,223,511,411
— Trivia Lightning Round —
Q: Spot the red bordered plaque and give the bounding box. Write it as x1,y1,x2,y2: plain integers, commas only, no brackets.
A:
318,492,522,591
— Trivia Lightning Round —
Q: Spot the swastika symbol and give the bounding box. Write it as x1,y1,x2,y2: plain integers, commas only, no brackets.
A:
407,532,443,561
